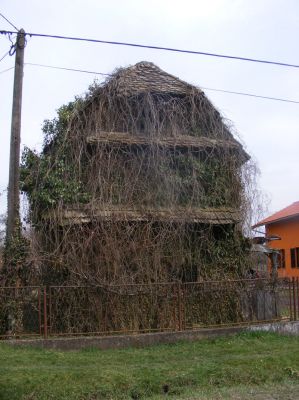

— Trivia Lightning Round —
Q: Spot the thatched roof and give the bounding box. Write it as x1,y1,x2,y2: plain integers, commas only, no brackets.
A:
103,61,195,96
85,62,249,161
46,206,241,226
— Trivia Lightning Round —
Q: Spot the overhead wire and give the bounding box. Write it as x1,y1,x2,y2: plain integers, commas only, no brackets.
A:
0,50,9,63
25,62,110,76
1,61,298,104
200,86,299,105
0,66,14,74
1,29,299,69
2,60,298,104
0,13,18,31
23,62,299,105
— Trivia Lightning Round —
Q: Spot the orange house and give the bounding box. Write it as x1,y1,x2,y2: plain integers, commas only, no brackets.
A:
253,201,299,278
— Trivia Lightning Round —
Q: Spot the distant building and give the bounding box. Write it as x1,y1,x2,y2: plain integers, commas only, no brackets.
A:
253,201,299,278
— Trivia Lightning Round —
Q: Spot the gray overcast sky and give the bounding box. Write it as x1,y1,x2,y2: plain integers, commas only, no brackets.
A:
0,0,298,224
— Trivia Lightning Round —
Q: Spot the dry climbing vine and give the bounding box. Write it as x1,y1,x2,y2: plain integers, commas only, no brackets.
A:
15,62,264,332
20,63,258,286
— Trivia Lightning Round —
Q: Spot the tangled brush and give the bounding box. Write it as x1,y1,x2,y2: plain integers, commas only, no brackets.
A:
21,62,257,287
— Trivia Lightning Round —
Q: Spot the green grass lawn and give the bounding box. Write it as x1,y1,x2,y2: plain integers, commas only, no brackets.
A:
0,332,299,399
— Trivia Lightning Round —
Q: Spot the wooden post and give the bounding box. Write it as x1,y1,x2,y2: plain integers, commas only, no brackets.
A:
6,29,26,241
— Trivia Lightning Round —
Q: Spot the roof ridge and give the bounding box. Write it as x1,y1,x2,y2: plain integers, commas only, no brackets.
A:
253,200,299,228
105,61,196,96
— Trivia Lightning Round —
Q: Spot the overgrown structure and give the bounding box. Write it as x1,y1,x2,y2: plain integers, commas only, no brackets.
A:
21,61,252,286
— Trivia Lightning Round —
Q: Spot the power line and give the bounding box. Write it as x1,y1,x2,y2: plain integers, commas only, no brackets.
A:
200,86,299,105
2,60,298,104
25,62,110,76
0,13,18,31
1,29,299,69
0,65,14,74
0,50,9,63
24,62,299,105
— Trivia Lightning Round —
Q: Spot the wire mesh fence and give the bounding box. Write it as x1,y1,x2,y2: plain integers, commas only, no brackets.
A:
0,278,298,339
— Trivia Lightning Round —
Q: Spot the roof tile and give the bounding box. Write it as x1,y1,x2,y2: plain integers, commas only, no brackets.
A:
253,201,299,228
106,61,196,95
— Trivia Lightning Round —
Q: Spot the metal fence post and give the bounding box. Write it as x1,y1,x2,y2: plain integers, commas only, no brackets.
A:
43,287,48,339
293,277,297,321
177,282,182,331
289,278,293,321
38,288,42,336
172,283,176,331
49,287,52,335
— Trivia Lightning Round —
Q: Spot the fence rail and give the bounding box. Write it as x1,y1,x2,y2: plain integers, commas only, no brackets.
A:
0,277,298,339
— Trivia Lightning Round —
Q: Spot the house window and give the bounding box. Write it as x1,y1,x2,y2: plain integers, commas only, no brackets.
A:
290,247,299,268
279,249,285,269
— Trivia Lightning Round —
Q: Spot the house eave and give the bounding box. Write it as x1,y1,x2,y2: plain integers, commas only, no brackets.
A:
44,206,241,226
86,131,249,162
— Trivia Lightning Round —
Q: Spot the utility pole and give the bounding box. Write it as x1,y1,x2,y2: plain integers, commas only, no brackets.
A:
6,29,26,241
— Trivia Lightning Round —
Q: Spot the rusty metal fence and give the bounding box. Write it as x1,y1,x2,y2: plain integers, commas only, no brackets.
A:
0,278,298,339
